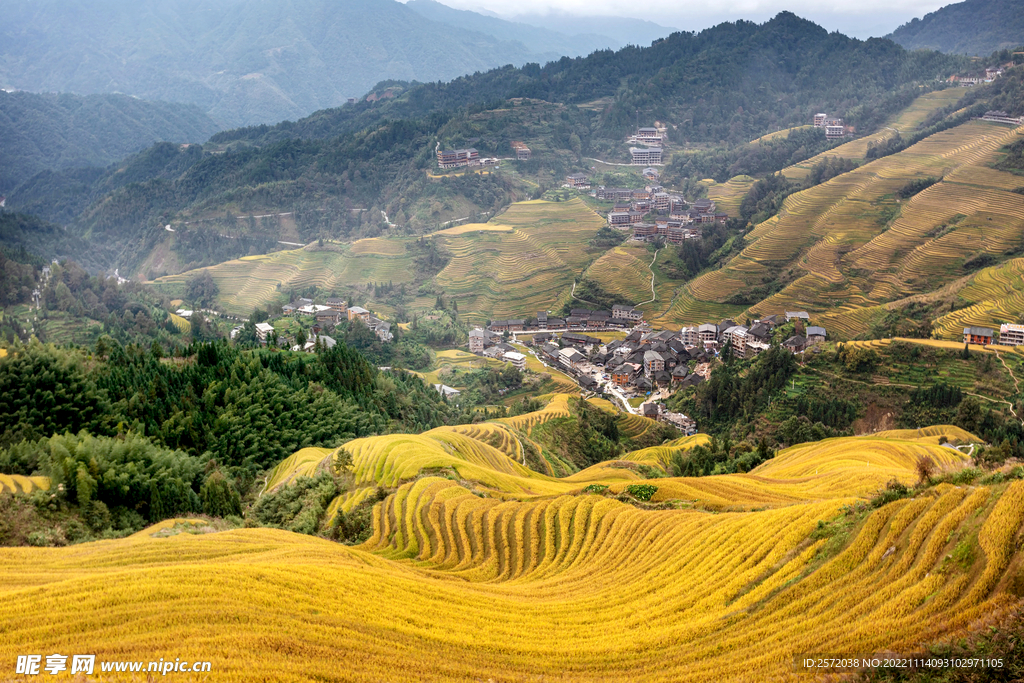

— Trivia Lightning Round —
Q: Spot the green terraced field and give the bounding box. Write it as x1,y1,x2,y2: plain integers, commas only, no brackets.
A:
154,199,606,320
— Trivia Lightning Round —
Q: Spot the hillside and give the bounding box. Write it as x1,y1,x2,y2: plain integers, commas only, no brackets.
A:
3,419,1023,681
405,0,619,57
651,81,1024,339
152,199,608,320
888,0,1024,55
0,0,571,128
0,90,221,195
1,13,969,278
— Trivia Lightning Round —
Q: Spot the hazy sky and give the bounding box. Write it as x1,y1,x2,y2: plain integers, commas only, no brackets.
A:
423,0,950,38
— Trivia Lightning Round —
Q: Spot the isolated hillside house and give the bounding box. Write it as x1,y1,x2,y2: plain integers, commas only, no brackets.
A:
347,306,370,322
999,323,1024,346
630,147,662,165
964,327,994,345
434,384,461,399
566,173,590,188
612,304,643,322
511,141,531,160
806,326,827,344
436,147,479,169
503,351,527,371
783,335,807,353
982,110,1024,125
825,118,846,139
255,322,275,343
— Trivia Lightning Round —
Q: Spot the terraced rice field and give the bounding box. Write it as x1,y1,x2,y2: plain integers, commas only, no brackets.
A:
673,120,1024,337
169,313,191,333
5,422,1017,682
0,474,48,494
154,239,420,316
930,258,1024,339
582,243,654,304
436,199,606,322
706,175,756,216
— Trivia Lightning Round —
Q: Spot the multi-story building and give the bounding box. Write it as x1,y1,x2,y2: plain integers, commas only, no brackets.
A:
612,304,643,322
436,148,479,169
1000,323,1024,346
653,192,670,213
511,141,531,160
347,306,371,322
964,326,994,345
813,113,828,127
325,297,347,313
698,323,718,344
503,352,527,371
680,327,699,346
692,198,716,214
825,123,846,140
255,322,275,343
643,167,660,181
630,147,663,165
632,223,657,239
637,127,662,141
643,350,665,377
566,173,590,188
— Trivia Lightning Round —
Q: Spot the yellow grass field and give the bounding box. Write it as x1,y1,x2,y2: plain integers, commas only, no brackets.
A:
4,417,1020,683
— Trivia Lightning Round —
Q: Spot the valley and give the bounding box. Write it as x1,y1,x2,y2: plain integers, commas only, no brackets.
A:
2,6,1024,681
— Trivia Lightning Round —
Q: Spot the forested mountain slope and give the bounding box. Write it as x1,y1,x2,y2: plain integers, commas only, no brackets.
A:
0,0,571,127
888,0,1024,55
2,13,968,276
0,90,221,195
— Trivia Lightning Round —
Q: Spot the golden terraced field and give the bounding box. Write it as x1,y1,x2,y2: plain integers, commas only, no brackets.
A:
3,407,1021,682
667,120,1024,337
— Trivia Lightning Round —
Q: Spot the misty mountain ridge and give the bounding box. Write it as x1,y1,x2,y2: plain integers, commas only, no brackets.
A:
0,0,595,128
0,90,221,195
887,0,1024,54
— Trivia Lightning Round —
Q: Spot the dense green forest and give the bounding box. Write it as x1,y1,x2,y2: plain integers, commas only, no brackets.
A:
0,339,463,485
0,90,220,195
668,340,1024,474
888,0,1024,55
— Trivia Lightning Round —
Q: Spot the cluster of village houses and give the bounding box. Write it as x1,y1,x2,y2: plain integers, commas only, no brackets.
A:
562,174,730,242
813,112,853,140
468,308,827,430
247,297,393,351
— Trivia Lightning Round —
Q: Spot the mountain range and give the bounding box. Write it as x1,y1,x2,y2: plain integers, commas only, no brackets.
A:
0,90,220,196
0,0,673,128
888,0,1024,54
